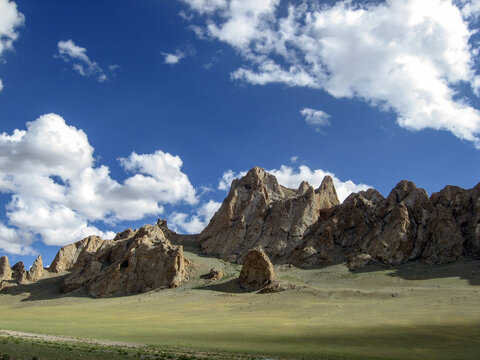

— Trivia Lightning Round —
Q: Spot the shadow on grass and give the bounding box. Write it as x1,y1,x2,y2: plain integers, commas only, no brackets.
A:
354,257,480,286
194,278,251,294
2,273,90,302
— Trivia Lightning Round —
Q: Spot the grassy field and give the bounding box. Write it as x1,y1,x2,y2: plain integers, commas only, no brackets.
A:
0,250,479,359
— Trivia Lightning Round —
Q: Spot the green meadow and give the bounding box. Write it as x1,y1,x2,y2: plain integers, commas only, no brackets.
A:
1,251,479,359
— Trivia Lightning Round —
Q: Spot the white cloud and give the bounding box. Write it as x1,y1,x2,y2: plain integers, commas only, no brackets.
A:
0,114,199,253
183,0,480,148
290,155,298,164
0,221,33,255
300,108,331,130
218,165,370,203
162,51,185,65
218,169,247,191
170,199,221,234
0,0,24,91
56,40,110,82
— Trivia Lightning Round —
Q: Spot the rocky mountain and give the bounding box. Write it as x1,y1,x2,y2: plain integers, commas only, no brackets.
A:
199,167,339,263
200,167,479,269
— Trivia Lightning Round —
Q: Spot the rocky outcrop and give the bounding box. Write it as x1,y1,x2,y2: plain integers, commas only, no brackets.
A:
61,221,185,298
0,256,12,281
199,167,339,263
27,255,43,282
114,228,135,240
290,179,469,268
12,261,27,284
239,248,275,290
50,235,104,272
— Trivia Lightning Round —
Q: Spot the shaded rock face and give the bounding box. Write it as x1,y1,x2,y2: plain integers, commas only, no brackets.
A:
27,255,43,282
199,167,339,263
239,248,275,290
431,184,480,257
0,256,12,281
50,235,104,273
62,221,185,298
12,261,27,284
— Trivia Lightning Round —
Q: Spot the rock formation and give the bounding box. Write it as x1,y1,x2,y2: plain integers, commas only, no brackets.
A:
199,167,339,263
199,167,479,270
12,261,27,284
239,248,275,290
61,220,185,298
0,255,12,281
27,255,43,282
50,235,104,272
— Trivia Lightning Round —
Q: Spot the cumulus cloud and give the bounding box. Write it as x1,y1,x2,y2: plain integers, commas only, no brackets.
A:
0,114,198,254
218,165,370,203
182,0,480,148
170,199,221,234
162,51,185,65
56,40,112,82
300,108,330,130
0,0,24,91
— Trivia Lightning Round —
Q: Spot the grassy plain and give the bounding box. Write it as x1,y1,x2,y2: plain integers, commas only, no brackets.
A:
0,250,479,359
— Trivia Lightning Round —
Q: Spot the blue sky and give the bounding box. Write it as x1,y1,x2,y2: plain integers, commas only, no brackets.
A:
0,0,480,267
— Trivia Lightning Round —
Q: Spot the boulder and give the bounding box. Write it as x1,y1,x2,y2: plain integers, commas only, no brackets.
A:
205,267,224,280
0,255,12,281
239,248,275,290
50,235,104,272
12,261,27,284
62,222,185,298
346,253,374,271
27,255,43,282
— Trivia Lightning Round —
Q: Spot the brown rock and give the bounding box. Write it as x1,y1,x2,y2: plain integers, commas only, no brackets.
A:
205,267,224,280
346,253,374,271
50,235,104,272
422,204,464,264
239,248,275,290
431,183,480,257
12,261,27,284
27,255,43,282
0,255,12,281
62,222,185,298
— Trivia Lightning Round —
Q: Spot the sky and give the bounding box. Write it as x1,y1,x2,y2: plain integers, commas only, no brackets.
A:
0,0,479,267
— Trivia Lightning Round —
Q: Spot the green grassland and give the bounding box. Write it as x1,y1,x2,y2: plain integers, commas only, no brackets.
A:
1,250,479,359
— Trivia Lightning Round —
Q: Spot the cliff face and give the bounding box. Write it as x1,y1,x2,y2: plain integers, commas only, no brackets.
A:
200,167,479,269
199,167,339,262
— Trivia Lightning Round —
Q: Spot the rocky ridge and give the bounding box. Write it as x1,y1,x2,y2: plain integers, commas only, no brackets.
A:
200,167,479,270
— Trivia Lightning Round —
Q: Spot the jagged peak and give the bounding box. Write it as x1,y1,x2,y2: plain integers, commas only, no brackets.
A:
296,181,312,196
315,175,340,208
